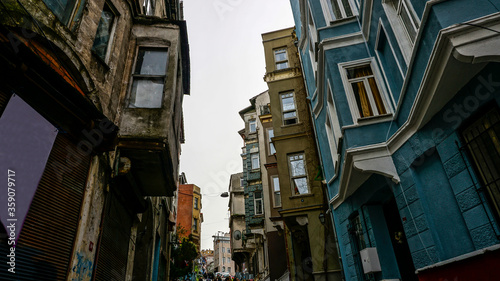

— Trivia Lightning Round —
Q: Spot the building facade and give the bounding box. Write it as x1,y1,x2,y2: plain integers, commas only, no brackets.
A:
290,0,500,280
262,27,342,281
237,92,271,281
213,232,235,276
178,181,203,250
228,172,249,278
0,0,189,280
201,249,215,276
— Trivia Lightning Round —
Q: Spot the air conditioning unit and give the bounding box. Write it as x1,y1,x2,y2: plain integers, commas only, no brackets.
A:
359,248,381,274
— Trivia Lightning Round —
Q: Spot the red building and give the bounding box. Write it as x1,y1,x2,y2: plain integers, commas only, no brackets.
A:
177,181,202,250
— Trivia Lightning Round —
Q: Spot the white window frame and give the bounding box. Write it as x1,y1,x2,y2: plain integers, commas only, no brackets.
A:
325,83,342,175
251,153,259,170
375,20,403,109
281,92,298,126
274,48,289,70
288,153,309,195
338,58,393,124
271,175,281,207
254,192,263,215
395,0,419,43
382,0,420,64
322,0,358,22
267,128,276,155
307,6,318,74
249,119,257,133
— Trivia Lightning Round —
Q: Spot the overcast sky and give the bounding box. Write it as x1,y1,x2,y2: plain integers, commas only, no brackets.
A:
180,0,295,250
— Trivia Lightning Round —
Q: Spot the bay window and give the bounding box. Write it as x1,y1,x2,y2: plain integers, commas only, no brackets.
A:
129,47,169,108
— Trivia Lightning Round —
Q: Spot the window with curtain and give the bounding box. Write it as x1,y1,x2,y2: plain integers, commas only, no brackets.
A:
345,63,387,119
274,48,288,70
91,3,116,61
281,93,298,125
129,47,168,108
254,192,263,215
289,153,308,195
42,0,86,30
272,175,281,207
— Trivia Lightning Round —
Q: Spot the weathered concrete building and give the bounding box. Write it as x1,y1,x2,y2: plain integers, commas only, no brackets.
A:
228,172,248,277
255,94,288,281
0,0,189,280
262,27,342,281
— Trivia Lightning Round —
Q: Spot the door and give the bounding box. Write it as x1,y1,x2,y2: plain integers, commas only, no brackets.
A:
383,198,418,281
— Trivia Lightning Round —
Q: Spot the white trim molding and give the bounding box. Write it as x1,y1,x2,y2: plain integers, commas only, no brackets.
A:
330,12,500,209
361,0,374,40
330,143,400,209
388,11,500,154
314,32,365,120
338,57,394,124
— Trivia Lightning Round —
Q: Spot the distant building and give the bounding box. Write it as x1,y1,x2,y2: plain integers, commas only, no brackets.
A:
213,232,235,276
238,91,271,280
201,249,215,275
178,179,203,250
228,172,248,277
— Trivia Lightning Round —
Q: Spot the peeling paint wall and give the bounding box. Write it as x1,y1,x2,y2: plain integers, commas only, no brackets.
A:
67,156,107,281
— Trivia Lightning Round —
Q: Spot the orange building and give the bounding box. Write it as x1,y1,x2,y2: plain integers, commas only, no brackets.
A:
177,183,202,250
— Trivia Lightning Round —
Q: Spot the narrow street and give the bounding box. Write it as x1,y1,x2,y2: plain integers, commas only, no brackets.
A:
1,1,500,281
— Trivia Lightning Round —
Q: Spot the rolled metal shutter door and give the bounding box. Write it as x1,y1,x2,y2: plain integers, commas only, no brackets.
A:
93,192,134,280
0,133,91,280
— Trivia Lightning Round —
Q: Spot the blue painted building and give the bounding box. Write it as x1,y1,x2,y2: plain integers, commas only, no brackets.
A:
289,1,500,280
